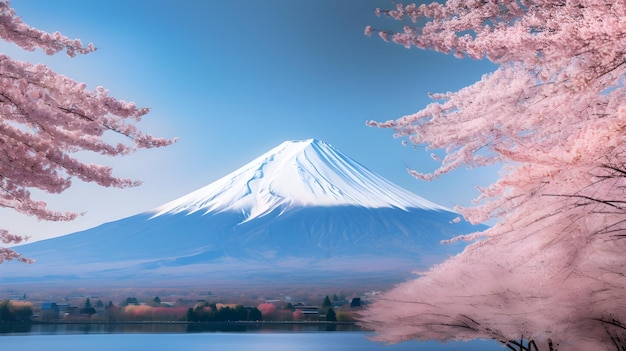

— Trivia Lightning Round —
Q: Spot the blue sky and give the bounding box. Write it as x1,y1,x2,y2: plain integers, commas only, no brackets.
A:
3,1,498,242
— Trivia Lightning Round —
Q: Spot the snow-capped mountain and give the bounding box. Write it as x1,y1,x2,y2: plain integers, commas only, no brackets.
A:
151,139,446,220
1,139,484,288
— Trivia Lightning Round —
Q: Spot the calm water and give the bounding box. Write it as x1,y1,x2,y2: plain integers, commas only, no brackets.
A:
0,324,505,351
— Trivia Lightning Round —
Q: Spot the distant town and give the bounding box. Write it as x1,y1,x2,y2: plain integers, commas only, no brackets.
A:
0,286,379,326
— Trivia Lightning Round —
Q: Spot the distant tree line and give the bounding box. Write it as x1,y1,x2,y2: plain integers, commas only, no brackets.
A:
14,293,358,323
186,302,262,322
0,300,33,322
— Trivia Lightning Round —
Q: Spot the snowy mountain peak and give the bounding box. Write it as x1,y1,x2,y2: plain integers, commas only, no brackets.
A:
150,139,447,221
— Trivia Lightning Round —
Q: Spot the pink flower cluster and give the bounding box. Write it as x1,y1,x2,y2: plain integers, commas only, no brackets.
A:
362,1,626,349
0,1,175,263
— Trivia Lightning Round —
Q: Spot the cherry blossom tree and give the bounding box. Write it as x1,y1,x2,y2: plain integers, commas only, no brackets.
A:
0,1,174,263
360,1,626,350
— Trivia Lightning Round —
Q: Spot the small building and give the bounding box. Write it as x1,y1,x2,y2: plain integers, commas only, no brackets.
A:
57,304,78,317
350,298,362,308
294,306,319,320
40,302,60,321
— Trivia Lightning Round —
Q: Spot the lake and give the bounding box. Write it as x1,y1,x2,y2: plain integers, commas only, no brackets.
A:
0,324,505,350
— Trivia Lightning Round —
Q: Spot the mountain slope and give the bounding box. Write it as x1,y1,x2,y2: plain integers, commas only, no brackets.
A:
1,139,483,288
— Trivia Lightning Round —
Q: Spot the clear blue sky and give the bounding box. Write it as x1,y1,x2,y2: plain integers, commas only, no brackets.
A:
2,1,498,243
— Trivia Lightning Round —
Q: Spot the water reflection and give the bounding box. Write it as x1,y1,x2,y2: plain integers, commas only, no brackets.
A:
0,324,31,334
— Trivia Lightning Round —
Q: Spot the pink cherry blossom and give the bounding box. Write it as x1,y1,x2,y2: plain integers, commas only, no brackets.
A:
361,1,626,350
0,1,175,263
364,25,373,36
378,31,390,42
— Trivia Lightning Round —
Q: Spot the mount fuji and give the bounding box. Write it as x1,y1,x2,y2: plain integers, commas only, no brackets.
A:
2,139,484,288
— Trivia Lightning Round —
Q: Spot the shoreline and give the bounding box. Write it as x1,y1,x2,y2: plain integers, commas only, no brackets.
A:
1,320,361,328
30,320,356,325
